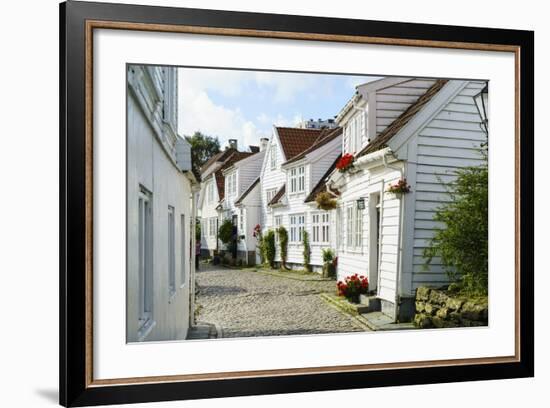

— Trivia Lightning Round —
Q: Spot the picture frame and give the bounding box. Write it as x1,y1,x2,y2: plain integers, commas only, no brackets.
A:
59,0,534,406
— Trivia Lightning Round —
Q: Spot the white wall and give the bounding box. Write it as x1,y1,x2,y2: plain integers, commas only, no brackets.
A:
126,73,192,342
2,1,547,408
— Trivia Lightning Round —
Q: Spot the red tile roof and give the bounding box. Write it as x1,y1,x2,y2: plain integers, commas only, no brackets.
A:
283,127,342,166
200,148,236,175
276,127,329,160
358,79,448,157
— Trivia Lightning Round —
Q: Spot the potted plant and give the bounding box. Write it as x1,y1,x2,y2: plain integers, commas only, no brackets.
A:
335,153,355,173
321,248,336,278
387,178,411,198
337,274,369,303
315,191,338,211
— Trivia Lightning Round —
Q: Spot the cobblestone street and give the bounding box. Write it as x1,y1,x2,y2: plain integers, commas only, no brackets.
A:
195,264,367,338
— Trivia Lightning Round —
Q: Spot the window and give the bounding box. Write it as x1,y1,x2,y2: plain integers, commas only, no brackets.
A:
290,214,305,242
209,217,217,237
168,206,176,297
180,214,186,286
346,205,354,247
226,172,237,198
270,146,277,170
355,205,363,248
336,206,343,249
266,188,277,204
311,213,330,243
138,187,153,333
289,166,305,194
207,182,214,204
347,113,364,153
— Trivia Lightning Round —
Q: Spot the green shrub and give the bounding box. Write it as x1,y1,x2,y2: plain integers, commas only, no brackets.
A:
263,229,276,268
322,248,335,264
277,226,289,269
302,230,311,272
424,151,488,295
218,219,234,245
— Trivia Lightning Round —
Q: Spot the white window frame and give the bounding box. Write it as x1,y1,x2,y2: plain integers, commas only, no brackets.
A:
355,204,363,248
274,215,282,243
138,187,153,335
289,166,305,194
207,182,214,204
270,145,277,170
168,206,176,298
311,212,330,244
290,213,305,243
209,217,217,237
346,205,354,248
239,208,245,235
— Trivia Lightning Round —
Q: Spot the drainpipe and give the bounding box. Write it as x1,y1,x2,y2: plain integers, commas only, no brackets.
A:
189,182,200,328
382,153,405,322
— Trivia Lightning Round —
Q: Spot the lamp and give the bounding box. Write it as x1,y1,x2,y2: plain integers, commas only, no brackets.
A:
473,84,489,134
356,197,366,210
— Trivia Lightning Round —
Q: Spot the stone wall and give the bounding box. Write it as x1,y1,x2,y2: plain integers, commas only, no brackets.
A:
413,287,488,329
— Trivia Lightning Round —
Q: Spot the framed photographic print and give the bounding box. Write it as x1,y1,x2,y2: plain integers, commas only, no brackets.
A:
60,0,534,406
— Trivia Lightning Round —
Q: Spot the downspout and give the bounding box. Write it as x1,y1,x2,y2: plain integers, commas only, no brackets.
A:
382,153,405,322
189,182,200,328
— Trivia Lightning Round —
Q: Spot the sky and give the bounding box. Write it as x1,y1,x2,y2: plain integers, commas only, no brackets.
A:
176,67,379,150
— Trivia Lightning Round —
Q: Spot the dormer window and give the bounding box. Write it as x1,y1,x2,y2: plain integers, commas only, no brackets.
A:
270,145,277,170
289,166,305,194
346,110,365,154
226,172,237,197
207,182,214,204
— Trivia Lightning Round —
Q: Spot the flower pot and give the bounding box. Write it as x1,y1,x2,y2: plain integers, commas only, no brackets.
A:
348,294,360,304
322,263,336,278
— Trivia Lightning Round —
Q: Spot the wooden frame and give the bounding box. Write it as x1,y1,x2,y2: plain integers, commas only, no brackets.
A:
60,0,534,406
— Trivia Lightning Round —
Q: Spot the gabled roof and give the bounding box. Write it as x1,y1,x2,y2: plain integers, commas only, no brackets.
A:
304,156,341,203
235,177,260,205
283,127,343,166
268,184,286,206
358,79,448,157
200,147,236,175
276,127,329,161
213,151,254,201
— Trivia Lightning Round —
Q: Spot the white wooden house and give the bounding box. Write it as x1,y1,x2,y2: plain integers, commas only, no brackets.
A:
221,146,266,264
326,77,488,322
259,126,342,270
126,65,196,342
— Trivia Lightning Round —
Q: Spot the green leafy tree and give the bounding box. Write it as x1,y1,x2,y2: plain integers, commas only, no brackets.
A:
185,131,221,179
424,153,488,295
218,219,234,245
302,230,311,272
263,230,276,268
277,226,289,270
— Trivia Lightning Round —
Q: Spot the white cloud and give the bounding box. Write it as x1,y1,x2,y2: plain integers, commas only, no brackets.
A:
178,84,271,150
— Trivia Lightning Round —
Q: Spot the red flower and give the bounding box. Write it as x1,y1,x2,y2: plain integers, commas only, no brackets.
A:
336,153,355,172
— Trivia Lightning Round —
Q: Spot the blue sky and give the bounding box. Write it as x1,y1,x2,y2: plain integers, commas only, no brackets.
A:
177,67,378,149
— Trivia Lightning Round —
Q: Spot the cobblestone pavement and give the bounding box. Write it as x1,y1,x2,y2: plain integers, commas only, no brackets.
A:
195,264,367,338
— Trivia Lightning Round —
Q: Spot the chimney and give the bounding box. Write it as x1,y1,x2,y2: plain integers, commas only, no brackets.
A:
259,137,269,152
228,139,238,150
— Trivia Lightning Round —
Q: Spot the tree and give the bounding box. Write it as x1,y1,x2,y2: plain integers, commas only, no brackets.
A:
424,152,488,295
184,131,221,179
277,226,289,270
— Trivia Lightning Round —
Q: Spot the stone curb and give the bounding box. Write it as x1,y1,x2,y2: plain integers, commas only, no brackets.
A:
253,269,334,282
319,293,373,331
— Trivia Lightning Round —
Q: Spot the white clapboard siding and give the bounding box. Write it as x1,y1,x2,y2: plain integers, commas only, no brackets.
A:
376,79,437,136
260,135,287,231
410,80,487,292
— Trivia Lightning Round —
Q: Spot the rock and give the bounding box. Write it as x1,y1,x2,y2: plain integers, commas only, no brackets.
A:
416,287,431,301
446,297,464,311
415,301,426,313
436,307,449,320
424,303,439,315
432,316,445,328
429,289,449,305
461,301,485,321
414,313,432,328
